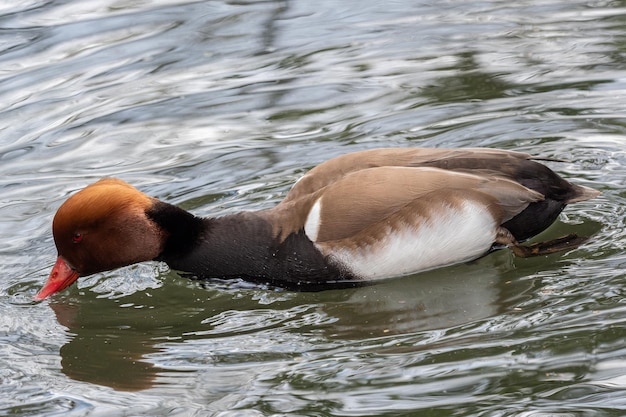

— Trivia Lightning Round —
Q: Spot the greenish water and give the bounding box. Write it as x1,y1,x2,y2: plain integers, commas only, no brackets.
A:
0,0,625,415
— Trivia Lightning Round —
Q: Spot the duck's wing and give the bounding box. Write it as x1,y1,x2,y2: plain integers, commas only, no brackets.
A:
268,165,542,281
270,165,543,243
283,147,532,203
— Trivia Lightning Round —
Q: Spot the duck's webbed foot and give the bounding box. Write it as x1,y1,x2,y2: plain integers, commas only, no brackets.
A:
495,227,590,258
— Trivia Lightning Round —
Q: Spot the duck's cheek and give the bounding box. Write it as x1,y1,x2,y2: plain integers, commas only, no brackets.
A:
34,256,80,300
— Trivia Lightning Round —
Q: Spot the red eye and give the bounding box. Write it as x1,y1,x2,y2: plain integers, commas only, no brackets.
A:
72,232,83,243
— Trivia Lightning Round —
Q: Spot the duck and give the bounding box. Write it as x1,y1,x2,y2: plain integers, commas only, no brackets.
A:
34,147,601,300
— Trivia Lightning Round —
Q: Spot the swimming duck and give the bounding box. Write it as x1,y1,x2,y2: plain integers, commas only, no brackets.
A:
35,147,600,300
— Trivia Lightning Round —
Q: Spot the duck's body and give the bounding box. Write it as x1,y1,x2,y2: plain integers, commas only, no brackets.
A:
35,147,600,299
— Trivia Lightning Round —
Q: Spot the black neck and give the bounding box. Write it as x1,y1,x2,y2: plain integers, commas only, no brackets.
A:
146,201,353,289
146,201,205,260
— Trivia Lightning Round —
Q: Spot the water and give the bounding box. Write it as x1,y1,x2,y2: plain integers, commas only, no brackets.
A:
0,0,625,415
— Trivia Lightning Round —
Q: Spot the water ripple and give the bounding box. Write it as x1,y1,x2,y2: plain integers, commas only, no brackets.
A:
1,0,625,415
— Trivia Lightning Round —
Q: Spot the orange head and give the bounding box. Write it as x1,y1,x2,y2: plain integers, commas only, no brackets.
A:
35,179,165,300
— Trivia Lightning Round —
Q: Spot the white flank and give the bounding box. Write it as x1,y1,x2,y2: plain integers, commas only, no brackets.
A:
304,198,323,241
327,201,498,280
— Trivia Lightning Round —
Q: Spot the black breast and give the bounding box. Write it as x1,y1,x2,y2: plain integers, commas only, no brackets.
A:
153,208,358,290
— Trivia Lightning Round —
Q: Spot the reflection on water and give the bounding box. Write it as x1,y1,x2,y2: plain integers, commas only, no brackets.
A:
51,301,160,391
49,250,572,392
0,0,625,415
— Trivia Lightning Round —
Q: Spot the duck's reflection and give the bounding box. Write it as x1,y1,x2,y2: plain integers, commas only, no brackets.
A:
312,252,537,339
49,252,535,391
50,301,162,391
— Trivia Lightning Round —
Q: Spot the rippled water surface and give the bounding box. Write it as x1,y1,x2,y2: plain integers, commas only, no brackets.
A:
1,0,625,415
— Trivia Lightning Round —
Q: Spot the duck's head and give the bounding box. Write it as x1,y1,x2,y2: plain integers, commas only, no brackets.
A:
34,179,166,300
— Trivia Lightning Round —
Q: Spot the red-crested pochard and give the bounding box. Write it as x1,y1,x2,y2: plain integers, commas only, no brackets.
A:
35,147,601,300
